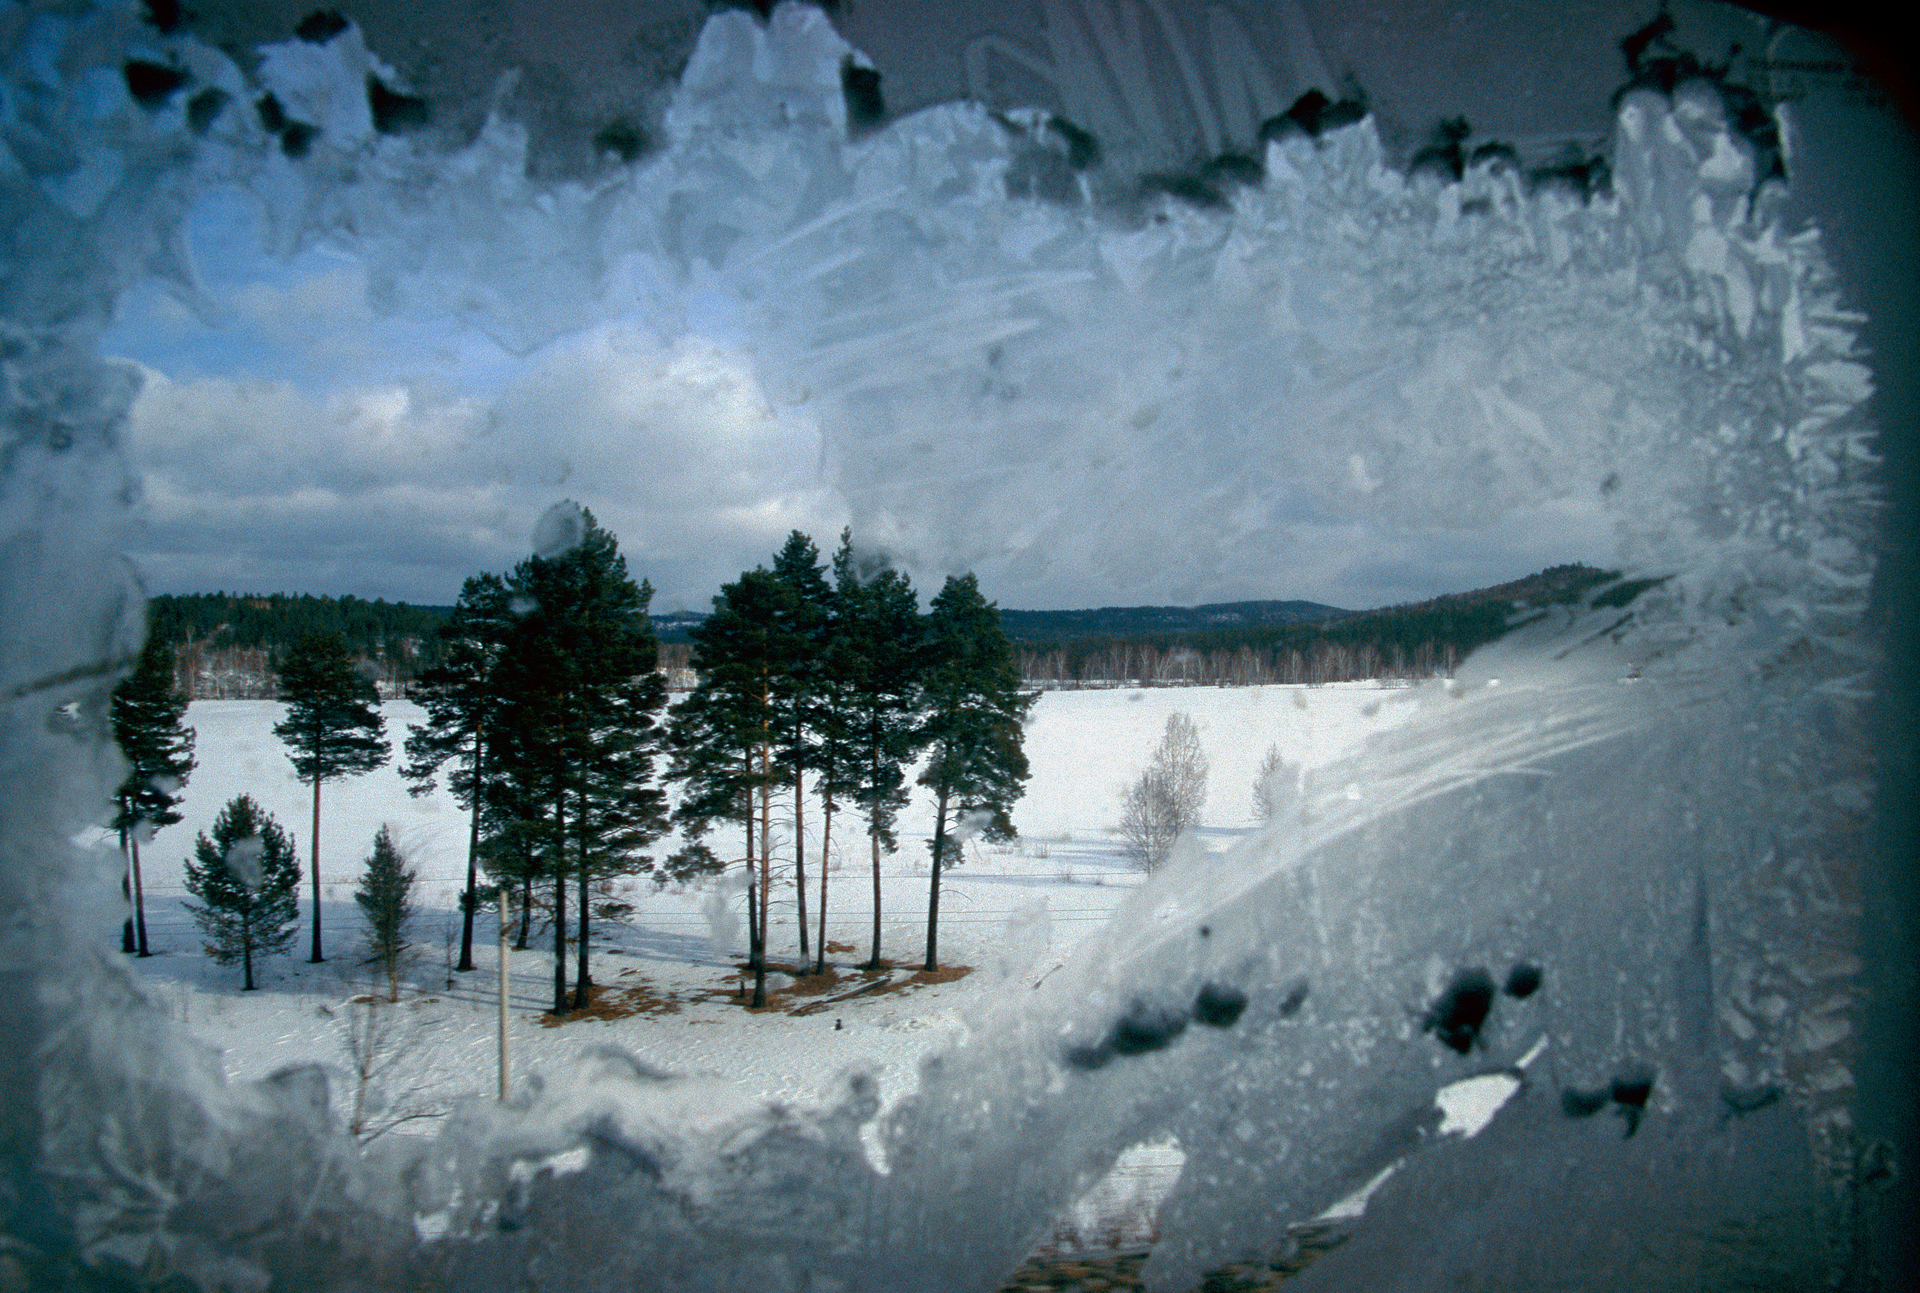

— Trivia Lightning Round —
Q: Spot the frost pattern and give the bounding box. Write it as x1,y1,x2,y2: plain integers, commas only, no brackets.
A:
0,4,1878,1290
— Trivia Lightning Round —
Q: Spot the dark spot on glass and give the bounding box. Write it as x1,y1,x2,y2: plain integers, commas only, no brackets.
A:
1198,925,1210,938
367,75,428,134
1110,1000,1188,1055
1609,1070,1653,1109
1410,117,1472,183
1064,1042,1112,1072
1561,1086,1610,1118
1279,979,1309,1017
280,121,319,159
1610,1069,1654,1137
124,61,188,110
1193,982,1248,1028
1504,963,1542,999
256,94,288,133
186,87,229,135
1423,967,1495,1053
1258,87,1367,144
295,9,349,43
1045,116,1100,170
593,118,648,163
143,0,182,34
841,60,884,135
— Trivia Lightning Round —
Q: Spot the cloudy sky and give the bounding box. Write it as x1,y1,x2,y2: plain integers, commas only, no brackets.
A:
105,189,855,615
93,0,1708,618
104,194,1611,618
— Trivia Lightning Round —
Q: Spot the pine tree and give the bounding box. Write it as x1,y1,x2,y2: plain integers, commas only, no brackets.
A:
918,574,1034,971
402,573,512,972
494,508,670,1014
355,825,415,1002
824,533,927,969
769,531,832,965
274,632,391,962
183,795,300,991
111,626,195,956
669,567,786,1007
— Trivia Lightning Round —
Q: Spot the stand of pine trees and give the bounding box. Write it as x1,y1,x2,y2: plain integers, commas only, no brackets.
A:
152,511,1034,1009
669,531,1035,989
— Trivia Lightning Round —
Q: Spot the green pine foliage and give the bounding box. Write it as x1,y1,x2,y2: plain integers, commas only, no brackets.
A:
402,572,513,971
768,531,832,964
274,631,391,963
111,626,196,955
494,508,671,1013
354,825,415,1002
824,532,929,968
917,574,1035,971
669,566,787,1006
182,795,300,991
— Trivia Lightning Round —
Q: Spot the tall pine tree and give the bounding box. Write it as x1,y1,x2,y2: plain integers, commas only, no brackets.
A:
669,567,785,1007
918,574,1034,971
183,795,300,991
824,533,928,969
111,627,195,956
274,632,391,962
401,573,512,972
494,508,670,1014
769,531,831,965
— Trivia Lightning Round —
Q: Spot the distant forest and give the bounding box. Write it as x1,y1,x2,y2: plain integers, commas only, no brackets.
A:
146,564,1645,697
146,593,452,698
1009,565,1639,687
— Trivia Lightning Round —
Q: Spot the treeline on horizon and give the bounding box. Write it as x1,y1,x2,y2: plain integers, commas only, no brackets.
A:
145,562,1638,696
1011,564,1632,687
146,592,450,697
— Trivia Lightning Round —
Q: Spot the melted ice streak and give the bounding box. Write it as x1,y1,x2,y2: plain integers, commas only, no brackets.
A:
2,4,1878,1292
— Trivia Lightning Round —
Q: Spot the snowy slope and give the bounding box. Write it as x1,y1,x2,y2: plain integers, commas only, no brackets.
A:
120,683,1418,1134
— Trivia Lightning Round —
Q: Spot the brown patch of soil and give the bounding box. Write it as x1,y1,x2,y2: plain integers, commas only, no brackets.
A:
533,960,975,1026
537,971,686,1027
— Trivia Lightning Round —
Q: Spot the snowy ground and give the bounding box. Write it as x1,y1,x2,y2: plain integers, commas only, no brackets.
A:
113,681,1425,1246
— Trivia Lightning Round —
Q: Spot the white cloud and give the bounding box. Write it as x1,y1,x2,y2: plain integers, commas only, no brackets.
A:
118,325,847,608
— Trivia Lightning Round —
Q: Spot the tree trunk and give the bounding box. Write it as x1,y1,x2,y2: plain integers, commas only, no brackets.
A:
866,825,883,969
517,872,532,950
242,913,255,991
551,802,568,1014
572,797,592,1012
308,776,325,962
815,795,832,976
497,904,511,1102
793,765,809,963
120,827,134,953
131,833,150,957
925,783,949,972
753,744,771,1008
457,732,482,972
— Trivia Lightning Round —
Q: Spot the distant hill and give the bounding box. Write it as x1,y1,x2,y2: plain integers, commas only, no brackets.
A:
1008,564,1634,686
996,599,1348,641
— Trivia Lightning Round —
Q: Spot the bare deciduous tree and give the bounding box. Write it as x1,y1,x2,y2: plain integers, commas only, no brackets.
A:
1252,742,1289,820
1118,713,1208,873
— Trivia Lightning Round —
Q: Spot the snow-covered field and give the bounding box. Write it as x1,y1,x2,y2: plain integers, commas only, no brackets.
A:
121,683,1416,1126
